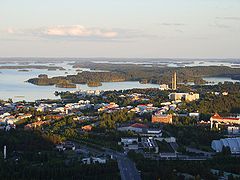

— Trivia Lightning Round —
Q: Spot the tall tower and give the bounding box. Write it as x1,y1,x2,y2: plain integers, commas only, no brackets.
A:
172,72,177,90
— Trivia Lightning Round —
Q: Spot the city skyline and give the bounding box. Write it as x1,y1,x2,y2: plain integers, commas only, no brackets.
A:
0,0,240,58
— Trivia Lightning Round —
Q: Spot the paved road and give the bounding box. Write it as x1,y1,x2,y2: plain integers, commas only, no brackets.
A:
185,147,215,157
73,140,141,180
116,155,141,180
104,149,141,180
169,142,179,152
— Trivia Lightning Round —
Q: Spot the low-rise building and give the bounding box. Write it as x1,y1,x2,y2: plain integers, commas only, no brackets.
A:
169,92,199,102
120,138,139,150
24,120,50,130
227,126,240,135
159,84,169,91
210,113,240,129
82,125,93,132
82,157,107,164
117,123,148,133
211,137,240,154
152,114,173,124
140,128,162,137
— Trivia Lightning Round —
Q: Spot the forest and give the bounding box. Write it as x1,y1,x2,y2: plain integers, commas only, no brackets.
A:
0,130,120,180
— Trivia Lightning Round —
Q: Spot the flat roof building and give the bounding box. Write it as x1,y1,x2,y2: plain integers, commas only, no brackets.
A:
152,114,173,124
169,92,199,102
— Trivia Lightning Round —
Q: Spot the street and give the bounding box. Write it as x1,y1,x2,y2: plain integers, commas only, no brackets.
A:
116,155,141,180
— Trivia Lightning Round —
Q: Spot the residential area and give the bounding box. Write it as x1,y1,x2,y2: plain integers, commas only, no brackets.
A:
1,73,240,179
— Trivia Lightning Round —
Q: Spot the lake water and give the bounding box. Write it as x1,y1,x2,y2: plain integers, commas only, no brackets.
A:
92,59,240,68
0,60,240,102
0,62,160,102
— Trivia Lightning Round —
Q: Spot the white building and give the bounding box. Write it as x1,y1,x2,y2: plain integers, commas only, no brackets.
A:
82,157,106,164
159,84,169,91
227,126,240,135
120,138,139,150
121,137,138,145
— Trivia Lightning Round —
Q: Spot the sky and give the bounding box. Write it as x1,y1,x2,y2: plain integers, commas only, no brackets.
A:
0,0,240,58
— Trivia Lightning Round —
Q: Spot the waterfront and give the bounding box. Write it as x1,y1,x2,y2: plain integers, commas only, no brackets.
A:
0,62,160,101
1,60,240,102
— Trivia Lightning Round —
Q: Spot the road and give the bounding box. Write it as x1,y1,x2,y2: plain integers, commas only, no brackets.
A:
104,149,141,180
72,140,141,180
169,142,179,152
116,155,141,180
185,147,215,157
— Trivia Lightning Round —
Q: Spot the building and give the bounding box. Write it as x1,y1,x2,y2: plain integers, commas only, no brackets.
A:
228,126,240,135
117,123,148,133
159,84,169,91
189,113,200,121
56,141,75,151
82,157,107,164
169,93,186,101
120,138,139,150
185,93,200,102
141,137,158,152
211,137,240,154
169,92,199,102
172,72,177,90
24,120,50,130
152,114,173,124
82,125,93,132
159,152,177,159
141,128,162,137
210,113,240,129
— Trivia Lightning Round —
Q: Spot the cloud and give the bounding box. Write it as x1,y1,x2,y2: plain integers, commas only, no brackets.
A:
213,17,240,30
1,25,154,42
42,25,118,38
216,17,240,21
6,28,15,34
159,23,186,26
213,23,231,29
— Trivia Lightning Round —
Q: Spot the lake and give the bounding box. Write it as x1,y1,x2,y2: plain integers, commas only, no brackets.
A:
0,60,240,102
0,62,160,102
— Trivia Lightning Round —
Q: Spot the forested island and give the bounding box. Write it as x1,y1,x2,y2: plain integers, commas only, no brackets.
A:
75,62,240,84
27,72,125,88
18,69,30,72
0,65,65,71
27,75,76,88
87,81,102,87
27,64,240,88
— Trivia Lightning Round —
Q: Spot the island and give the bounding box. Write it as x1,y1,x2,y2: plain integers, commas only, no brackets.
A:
0,65,65,70
27,71,125,88
27,64,240,88
18,69,30,72
87,81,102,87
55,80,76,88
